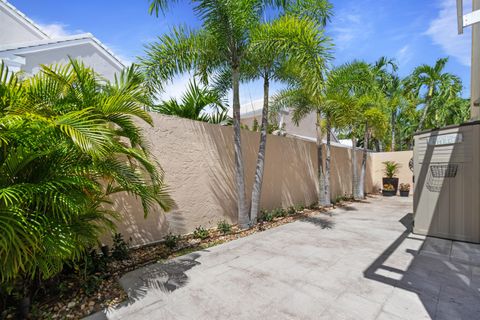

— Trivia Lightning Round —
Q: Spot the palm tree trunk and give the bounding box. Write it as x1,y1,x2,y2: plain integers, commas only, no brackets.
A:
316,110,328,206
351,134,361,200
417,89,433,132
232,67,248,228
250,73,269,224
391,110,396,151
359,124,369,199
417,100,430,132
324,116,332,206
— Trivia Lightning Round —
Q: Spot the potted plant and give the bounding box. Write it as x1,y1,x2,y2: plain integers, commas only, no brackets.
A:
382,161,401,193
399,183,410,197
382,184,396,196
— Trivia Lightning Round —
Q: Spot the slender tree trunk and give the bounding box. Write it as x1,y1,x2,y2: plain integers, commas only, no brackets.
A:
417,89,433,132
250,73,269,224
391,109,396,151
417,100,429,132
316,110,328,206
374,139,381,152
359,124,369,199
324,116,332,206
351,134,361,200
232,66,248,228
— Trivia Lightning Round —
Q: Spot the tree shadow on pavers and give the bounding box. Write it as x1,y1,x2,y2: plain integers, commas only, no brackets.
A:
300,216,335,229
120,253,202,303
337,205,358,211
363,213,480,319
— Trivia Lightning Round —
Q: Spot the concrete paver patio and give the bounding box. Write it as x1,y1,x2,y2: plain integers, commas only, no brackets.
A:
88,196,480,320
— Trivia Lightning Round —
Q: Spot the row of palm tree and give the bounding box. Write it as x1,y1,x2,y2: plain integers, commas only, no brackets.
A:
0,60,173,303
142,0,468,222
144,0,333,227
272,55,467,201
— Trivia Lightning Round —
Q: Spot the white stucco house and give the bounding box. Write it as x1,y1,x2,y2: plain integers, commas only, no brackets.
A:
0,0,124,80
240,98,348,146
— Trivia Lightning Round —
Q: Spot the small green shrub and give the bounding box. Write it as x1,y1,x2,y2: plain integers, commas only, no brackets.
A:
75,249,108,277
81,275,102,295
307,202,318,209
334,194,352,204
217,220,232,234
111,233,129,261
272,208,287,218
287,206,296,215
263,212,275,222
294,204,305,212
193,226,209,240
164,233,180,249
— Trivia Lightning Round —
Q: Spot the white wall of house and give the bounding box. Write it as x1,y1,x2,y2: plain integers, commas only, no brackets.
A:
0,1,124,81
18,42,122,81
0,2,47,45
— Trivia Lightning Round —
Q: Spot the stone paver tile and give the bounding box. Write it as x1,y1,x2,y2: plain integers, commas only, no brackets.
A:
375,311,406,320
419,237,452,258
435,284,480,318
320,292,384,320
347,277,395,304
450,242,480,265
382,288,437,320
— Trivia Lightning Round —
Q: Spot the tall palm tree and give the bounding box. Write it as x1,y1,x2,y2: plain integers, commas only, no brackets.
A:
144,0,292,228
327,61,388,200
0,60,173,297
271,66,358,207
153,80,231,124
246,7,332,222
406,57,461,132
384,75,404,151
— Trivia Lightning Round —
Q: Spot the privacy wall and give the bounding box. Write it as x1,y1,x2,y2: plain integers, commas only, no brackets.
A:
109,114,377,246
370,151,414,192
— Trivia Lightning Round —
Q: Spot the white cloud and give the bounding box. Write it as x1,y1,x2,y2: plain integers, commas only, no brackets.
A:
396,44,413,67
158,72,193,101
38,23,83,38
330,12,373,51
425,0,471,66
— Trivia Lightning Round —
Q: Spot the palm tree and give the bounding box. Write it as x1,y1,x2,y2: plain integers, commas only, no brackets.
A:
153,80,232,124
406,57,461,132
0,60,173,302
384,75,404,151
272,67,355,207
246,7,332,222
144,0,294,228
327,61,388,200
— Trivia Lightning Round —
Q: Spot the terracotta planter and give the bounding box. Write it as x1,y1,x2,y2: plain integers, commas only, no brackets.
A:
400,190,410,197
382,177,399,193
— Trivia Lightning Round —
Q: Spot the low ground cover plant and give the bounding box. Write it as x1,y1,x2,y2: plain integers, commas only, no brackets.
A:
193,226,210,240
112,233,130,261
217,220,232,235
164,233,180,249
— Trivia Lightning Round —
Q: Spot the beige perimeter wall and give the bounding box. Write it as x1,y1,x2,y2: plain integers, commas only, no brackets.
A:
370,151,414,192
107,114,404,247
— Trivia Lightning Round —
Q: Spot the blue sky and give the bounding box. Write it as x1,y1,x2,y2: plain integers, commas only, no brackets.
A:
10,0,472,109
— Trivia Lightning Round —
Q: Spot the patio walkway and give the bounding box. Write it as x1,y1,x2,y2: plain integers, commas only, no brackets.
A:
87,196,480,320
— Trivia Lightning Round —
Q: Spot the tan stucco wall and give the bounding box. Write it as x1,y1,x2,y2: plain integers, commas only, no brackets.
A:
370,151,414,192
107,114,377,246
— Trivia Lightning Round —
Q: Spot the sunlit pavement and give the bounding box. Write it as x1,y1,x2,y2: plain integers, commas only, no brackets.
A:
86,196,480,320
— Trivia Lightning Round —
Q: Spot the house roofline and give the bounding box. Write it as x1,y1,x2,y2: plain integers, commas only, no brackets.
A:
1,0,50,39
0,33,125,71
